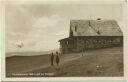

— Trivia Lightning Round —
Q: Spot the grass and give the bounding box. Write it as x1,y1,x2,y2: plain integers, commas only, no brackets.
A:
6,47,123,77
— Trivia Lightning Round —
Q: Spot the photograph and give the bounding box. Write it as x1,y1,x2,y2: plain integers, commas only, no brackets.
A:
5,2,124,77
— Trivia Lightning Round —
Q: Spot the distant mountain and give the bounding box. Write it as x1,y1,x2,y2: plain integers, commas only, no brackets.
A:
6,49,59,57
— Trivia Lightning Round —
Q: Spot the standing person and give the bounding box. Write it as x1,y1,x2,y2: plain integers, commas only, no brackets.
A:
56,52,60,66
51,53,54,66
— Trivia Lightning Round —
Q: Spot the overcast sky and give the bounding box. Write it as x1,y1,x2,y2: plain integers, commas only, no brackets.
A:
5,3,123,52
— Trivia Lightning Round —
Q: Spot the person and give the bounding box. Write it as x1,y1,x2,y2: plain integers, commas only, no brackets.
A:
56,52,60,66
51,53,54,66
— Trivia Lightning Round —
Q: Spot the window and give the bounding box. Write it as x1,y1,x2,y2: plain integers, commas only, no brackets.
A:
75,26,77,32
66,41,69,45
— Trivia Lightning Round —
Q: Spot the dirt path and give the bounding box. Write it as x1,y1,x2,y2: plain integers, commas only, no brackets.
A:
23,51,97,73
25,50,105,73
23,53,83,73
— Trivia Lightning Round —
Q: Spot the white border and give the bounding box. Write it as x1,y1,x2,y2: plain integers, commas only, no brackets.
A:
1,0,128,81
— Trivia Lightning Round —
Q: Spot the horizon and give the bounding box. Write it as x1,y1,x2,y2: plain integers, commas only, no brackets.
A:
6,48,59,53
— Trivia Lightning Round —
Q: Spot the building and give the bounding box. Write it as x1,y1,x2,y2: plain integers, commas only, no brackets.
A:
59,19,123,54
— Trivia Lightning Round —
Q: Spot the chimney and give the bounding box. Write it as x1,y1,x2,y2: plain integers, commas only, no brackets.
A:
97,18,101,20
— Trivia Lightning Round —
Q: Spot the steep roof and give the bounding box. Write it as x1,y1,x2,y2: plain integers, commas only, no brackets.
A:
70,19,123,36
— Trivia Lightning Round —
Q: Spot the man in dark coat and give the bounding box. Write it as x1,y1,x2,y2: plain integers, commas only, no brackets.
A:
51,53,54,66
56,52,60,66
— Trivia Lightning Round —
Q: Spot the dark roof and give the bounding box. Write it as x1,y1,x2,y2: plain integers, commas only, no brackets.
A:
70,20,123,36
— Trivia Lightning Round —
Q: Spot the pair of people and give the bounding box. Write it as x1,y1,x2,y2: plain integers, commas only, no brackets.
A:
51,52,60,66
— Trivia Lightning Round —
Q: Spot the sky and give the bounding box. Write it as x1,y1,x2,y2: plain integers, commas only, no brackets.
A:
5,3,123,52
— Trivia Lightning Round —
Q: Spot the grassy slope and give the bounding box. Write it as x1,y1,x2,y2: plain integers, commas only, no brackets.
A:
30,47,123,77
6,52,68,77
6,47,123,77
6,54,50,74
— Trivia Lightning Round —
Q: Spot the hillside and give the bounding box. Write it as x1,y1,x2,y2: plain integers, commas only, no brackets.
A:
29,47,123,77
6,47,123,77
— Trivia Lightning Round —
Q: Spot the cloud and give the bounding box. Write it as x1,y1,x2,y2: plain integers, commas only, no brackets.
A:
6,14,69,52
32,15,59,28
21,15,69,51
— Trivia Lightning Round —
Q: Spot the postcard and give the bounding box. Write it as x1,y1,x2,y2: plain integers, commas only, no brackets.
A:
0,0,127,81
